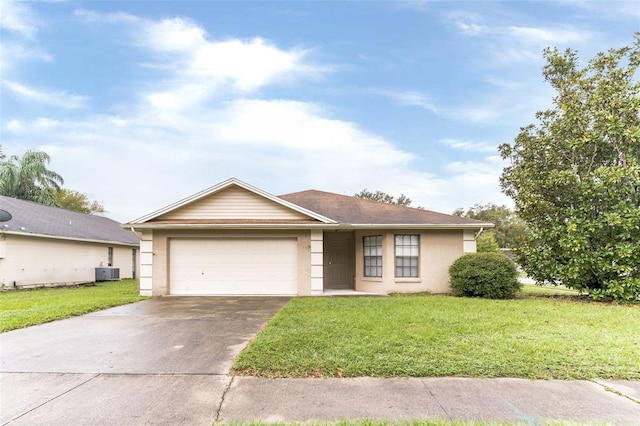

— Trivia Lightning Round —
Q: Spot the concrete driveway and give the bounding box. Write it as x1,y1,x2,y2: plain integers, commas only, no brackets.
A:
0,296,290,425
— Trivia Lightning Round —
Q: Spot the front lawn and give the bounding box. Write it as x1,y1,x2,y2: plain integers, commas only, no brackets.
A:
232,294,640,380
0,279,146,332
519,283,581,296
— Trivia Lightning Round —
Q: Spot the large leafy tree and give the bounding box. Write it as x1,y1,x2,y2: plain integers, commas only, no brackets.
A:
499,34,640,301
0,150,64,206
56,189,106,215
453,202,526,249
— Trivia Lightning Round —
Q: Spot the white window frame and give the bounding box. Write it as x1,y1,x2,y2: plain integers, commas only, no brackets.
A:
395,234,419,278
363,235,382,277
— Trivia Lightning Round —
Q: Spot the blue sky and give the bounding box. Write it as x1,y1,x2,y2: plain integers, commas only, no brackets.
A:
1,0,638,221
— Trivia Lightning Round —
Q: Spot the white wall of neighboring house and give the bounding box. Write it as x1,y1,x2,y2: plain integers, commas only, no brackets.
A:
0,233,138,289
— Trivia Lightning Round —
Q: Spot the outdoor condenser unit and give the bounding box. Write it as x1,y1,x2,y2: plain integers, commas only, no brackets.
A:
95,267,120,282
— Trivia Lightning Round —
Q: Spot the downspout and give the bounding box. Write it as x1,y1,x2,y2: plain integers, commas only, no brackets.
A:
475,227,484,239
129,227,142,240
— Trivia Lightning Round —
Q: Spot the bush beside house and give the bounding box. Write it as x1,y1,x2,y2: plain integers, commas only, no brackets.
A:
449,253,520,299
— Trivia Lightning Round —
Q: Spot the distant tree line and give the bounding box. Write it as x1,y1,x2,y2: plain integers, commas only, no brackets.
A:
453,203,527,250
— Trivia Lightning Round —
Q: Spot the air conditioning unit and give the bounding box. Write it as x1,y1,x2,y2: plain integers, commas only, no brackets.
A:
95,267,120,282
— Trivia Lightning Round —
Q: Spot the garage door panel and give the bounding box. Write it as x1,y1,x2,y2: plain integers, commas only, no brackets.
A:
169,238,298,295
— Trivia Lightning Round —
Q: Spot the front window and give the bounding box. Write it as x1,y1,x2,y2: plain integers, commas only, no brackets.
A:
363,235,382,277
395,234,419,277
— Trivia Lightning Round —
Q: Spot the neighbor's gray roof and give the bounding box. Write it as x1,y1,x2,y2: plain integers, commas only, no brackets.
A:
0,195,139,245
280,190,491,226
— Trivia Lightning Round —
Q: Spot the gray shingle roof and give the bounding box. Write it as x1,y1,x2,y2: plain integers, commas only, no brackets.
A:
280,190,491,226
0,195,139,245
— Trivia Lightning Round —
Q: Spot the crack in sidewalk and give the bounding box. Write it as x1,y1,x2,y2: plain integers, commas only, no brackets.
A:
420,378,451,421
214,375,235,423
591,380,640,405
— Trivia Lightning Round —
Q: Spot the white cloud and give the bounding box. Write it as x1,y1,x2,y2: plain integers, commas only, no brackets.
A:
440,139,498,153
144,19,321,92
144,17,206,52
3,80,88,109
445,9,593,66
33,117,60,129
0,0,38,37
76,11,326,96
189,38,313,91
5,119,24,132
446,10,592,46
445,11,487,36
72,9,139,25
444,155,513,210
484,76,522,90
0,1,51,72
382,90,438,113
453,104,502,123
506,26,591,45
0,42,52,69
0,40,53,67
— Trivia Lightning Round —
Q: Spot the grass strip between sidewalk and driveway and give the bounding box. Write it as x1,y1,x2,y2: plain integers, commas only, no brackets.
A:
232,293,640,380
0,279,146,332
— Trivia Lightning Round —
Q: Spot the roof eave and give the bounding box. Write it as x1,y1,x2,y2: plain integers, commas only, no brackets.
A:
2,230,140,246
124,223,341,230
123,222,494,230
348,223,495,229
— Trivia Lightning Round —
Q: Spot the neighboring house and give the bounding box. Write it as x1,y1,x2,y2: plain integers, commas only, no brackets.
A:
0,196,139,289
124,178,493,297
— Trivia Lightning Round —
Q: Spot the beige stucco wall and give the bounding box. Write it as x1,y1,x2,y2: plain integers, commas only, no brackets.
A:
354,229,467,295
148,229,312,296
0,234,138,288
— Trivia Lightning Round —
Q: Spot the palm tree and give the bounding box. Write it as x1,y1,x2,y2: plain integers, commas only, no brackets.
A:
0,150,64,206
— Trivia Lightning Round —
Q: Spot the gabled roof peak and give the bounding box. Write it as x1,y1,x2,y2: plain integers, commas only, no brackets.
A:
127,178,337,225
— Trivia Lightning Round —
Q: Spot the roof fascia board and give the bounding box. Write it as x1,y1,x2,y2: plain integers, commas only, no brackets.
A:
126,222,494,230
348,223,495,229
128,178,337,225
127,223,341,230
2,230,139,246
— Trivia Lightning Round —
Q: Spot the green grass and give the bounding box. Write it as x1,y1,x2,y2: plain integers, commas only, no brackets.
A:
232,293,640,380
0,279,146,332
519,284,581,296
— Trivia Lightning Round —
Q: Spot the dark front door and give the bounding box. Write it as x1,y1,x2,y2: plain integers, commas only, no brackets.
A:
323,232,355,290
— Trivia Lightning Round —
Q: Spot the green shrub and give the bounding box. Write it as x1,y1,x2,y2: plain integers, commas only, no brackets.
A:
449,253,521,299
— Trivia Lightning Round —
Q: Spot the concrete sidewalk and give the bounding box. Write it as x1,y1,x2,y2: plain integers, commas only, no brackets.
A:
4,374,638,425
218,377,640,424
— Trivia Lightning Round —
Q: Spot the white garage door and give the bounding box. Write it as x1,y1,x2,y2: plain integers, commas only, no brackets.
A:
169,238,298,295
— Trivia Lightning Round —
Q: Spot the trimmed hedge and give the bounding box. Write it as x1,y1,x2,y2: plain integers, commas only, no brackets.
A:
449,253,521,299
